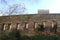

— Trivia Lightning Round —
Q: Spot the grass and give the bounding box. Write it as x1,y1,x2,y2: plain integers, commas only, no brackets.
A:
20,34,60,40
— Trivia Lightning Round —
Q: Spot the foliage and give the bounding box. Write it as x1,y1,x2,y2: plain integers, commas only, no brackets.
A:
21,34,60,40
1,0,26,15
0,29,21,40
0,29,60,40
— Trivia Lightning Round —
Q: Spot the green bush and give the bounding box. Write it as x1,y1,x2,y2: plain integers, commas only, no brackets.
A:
20,34,60,40
0,29,60,40
0,29,21,40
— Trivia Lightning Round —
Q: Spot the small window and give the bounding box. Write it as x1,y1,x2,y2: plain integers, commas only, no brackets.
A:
34,22,37,29
24,23,28,29
43,21,46,28
51,20,56,28
26,23,28,29
52,22,54,28
2,23,6,30
16,23,20,30
8,23,11,30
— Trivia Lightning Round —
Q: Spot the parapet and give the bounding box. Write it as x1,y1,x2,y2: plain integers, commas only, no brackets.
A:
38,10,49,14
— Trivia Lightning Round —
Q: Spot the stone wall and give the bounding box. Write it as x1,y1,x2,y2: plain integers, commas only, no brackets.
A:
0,14,60,32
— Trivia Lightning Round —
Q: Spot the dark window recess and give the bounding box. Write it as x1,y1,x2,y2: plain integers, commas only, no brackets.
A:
8,23,11,30
16,23,20,30
24,23,28,29
34,22,37,29
2,23,5,30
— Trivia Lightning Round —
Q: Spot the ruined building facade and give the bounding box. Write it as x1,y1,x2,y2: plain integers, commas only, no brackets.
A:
0,10,60,35
0,14,60,31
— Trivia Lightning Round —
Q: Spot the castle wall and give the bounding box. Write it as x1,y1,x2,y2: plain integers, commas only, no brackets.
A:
0,14,60,31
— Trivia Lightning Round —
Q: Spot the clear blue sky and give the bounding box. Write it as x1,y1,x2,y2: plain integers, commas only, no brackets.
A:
0,0,60,15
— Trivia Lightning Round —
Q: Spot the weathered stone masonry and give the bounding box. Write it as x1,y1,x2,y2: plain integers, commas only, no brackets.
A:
0,14,60,32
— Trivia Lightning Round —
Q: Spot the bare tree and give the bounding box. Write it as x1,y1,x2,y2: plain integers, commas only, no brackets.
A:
1,0,27,15
9,4,26,15
9,4,18,15
1,0,7,4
